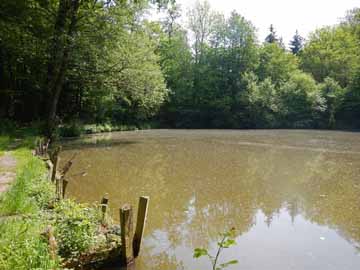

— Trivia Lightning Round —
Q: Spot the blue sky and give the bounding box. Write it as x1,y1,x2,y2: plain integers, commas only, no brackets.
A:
174,0,359,45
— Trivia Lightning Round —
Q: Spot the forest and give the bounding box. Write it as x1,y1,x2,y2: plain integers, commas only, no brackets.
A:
1,1,360,269
1,0,360,136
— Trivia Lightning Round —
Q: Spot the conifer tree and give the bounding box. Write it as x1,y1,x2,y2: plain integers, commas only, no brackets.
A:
265,24,278,43
289,30,304,54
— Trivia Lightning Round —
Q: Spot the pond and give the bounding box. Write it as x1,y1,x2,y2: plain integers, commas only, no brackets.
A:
61,129,360,270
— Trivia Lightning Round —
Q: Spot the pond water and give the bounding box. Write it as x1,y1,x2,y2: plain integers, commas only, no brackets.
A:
61,129,360,270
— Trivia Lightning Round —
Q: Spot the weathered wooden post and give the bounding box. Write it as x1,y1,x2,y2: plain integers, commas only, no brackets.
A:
120,204,134,266
55,178,62,200
39,138,44,156
133,196,149,258
53,154,59,199
100,194,109,224
62,179,69,199
51,147,61,183
43,138,50,156
46,160,54,181
42,225,58,260
35,138,40,156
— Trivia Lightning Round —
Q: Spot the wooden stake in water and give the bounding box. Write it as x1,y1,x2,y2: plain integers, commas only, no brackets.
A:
51,146,61,183
100,194,109,224
133,196,149,258
120,204,134,266
62,179,69,199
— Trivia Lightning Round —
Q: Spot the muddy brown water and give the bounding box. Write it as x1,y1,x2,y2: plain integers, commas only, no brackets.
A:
60,129,360,270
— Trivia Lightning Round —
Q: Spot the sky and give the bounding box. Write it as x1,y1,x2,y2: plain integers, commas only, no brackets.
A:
173,0,359,45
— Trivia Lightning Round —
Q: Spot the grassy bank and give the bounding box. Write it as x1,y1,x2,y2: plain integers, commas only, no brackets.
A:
59,121,160,138
0,132,109,269
0,134,58,269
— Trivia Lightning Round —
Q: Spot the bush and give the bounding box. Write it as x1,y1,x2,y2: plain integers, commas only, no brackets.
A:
319,77,345,128
54,200,100,257
58,122,83,138
277,72,326,127
0,119,17,135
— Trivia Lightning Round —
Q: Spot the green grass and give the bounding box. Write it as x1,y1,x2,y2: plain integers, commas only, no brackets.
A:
0,218,58,270
0,130,107,269
0,156,53,216
0,133,59,269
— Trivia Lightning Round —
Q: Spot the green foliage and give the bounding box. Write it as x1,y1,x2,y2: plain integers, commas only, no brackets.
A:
160,3,360,129
319,77,345,128
0,131,109,268
241,74,279,128
240,71,327,128
277,71,325,128
0,0,168,126
265,24,279,44
289,30,304,55
0,133,58,269
257,43,299,85
300,26,360,87
53,200,100,257
0,148,52,216
193,228,238,270
59,122,84,138
0,136,10,156
57,121,157,137
0,219,59,270
1,0,360,130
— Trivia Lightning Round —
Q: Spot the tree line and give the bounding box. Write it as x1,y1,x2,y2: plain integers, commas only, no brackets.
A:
1,0,360,135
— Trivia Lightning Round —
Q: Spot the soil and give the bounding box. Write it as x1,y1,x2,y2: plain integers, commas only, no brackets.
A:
0,152,17,193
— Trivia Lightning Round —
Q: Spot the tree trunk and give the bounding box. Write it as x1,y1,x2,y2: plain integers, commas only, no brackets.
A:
45,0,80,138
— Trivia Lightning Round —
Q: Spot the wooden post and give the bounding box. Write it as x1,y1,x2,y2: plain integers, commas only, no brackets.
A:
133,196,149,258
61,160,73,177
44,138,50,156
62,179,69,199
46,160,54,181
120,204,134,266
51,147,61,182
39,138,43,155
42,225,58,260
51,155,58,182
35,138,40,156
101,194,109,205
55,178,62,200
100,194,109,224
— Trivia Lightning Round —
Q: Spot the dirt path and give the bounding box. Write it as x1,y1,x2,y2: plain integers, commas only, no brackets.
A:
0,152,17,194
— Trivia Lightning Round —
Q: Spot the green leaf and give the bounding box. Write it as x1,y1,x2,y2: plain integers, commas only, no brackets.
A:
221,239,236,248
193,248,208,258
220,260,239,268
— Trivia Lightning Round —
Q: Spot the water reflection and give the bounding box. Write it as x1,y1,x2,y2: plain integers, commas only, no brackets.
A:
61,130,360,270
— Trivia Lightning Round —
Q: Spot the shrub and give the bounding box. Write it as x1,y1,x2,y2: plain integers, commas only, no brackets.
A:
58,122,83,138
54,200,100,257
